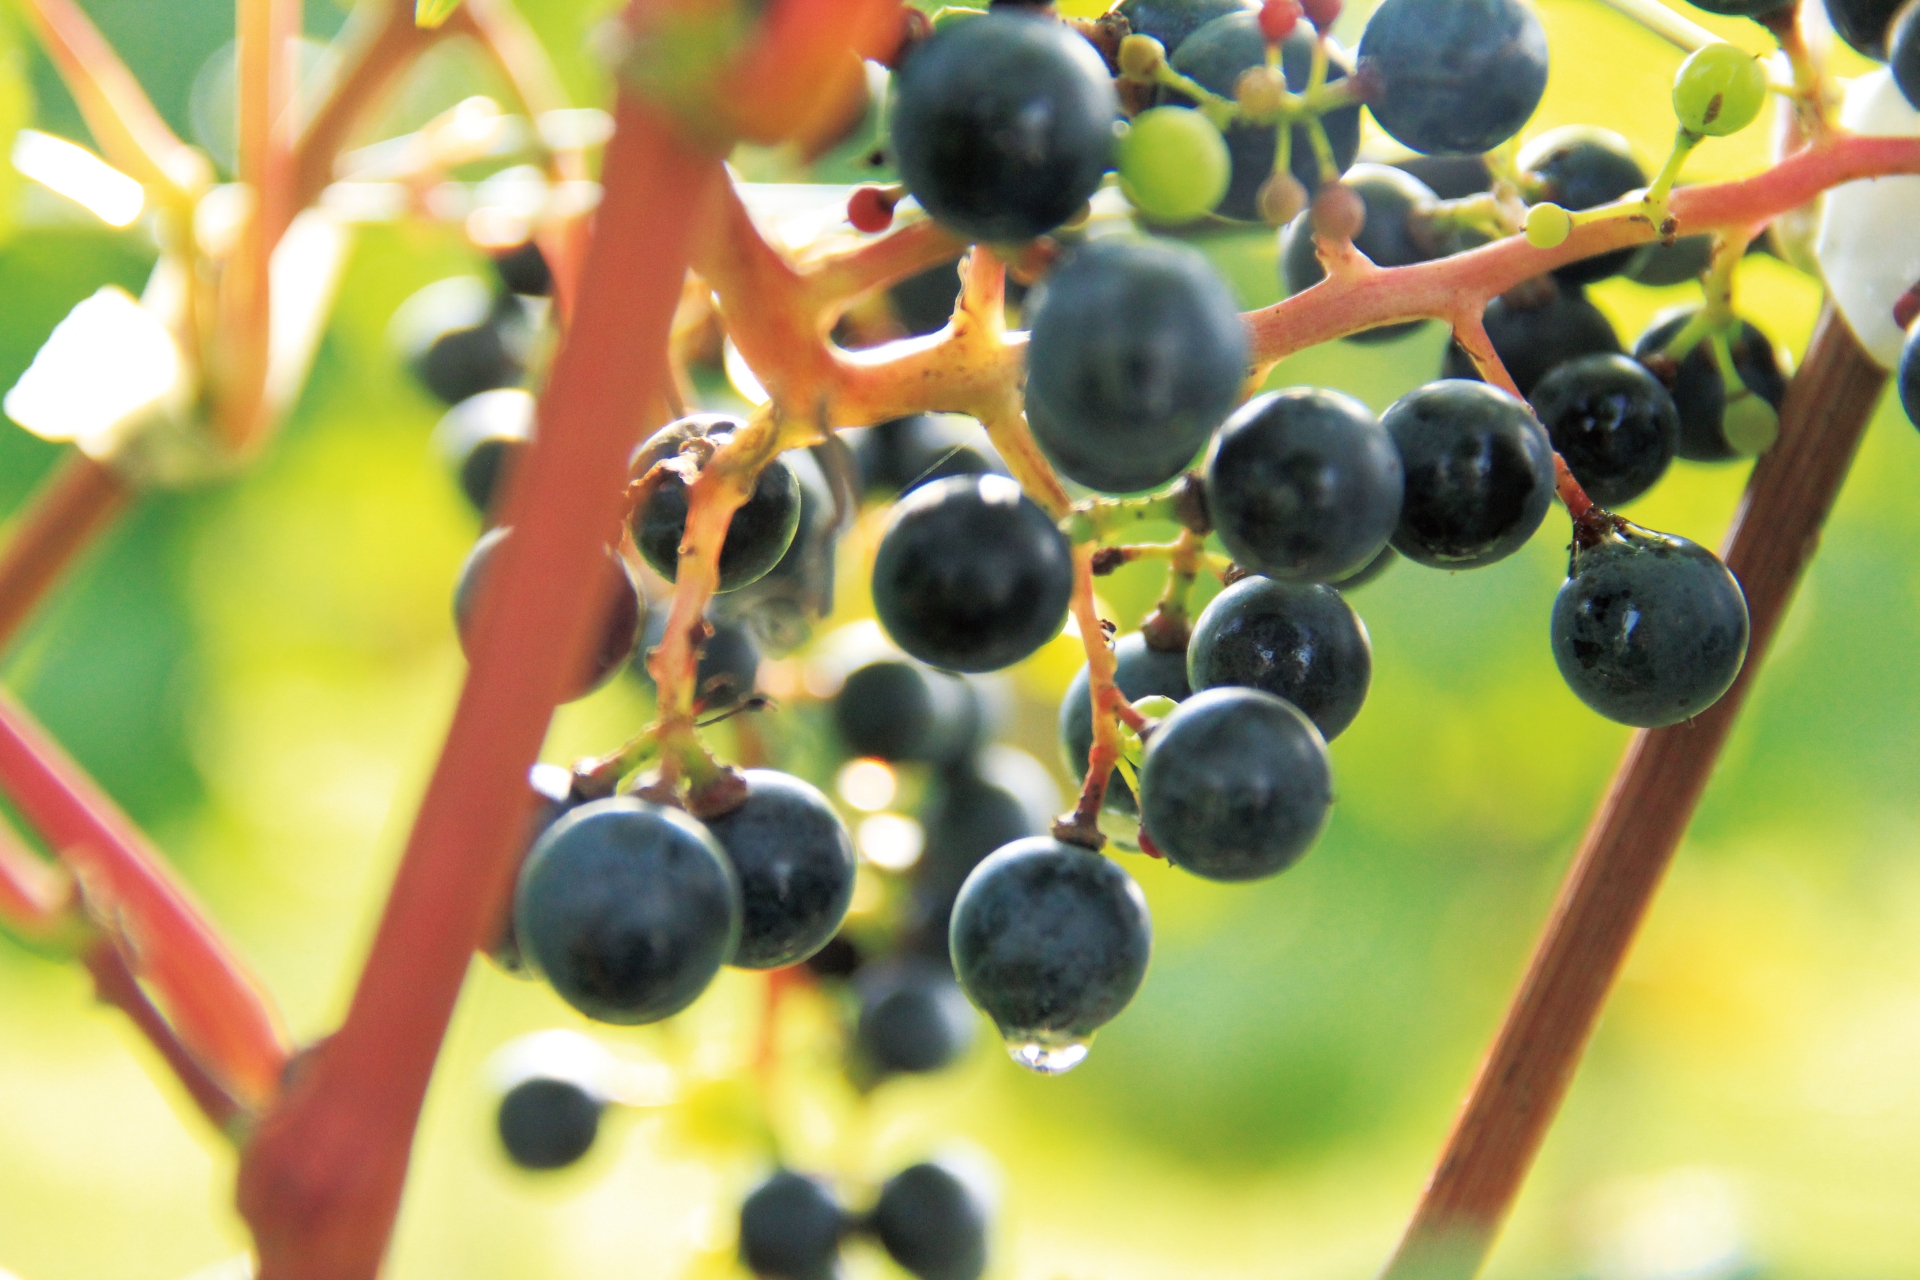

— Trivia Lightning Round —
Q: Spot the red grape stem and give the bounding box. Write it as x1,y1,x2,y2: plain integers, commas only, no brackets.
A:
1448,312,1599,525
1052,542,1145,851
0,453,132,655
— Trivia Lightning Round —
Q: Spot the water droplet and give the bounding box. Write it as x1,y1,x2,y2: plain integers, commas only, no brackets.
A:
1005,1035,1090,1075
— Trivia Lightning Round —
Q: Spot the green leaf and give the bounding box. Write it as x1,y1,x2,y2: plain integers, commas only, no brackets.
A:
0,12,33,249
414,0,464,30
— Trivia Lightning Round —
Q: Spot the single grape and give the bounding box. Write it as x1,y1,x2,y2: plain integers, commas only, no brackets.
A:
492,239,552,297
631,417,803,594
487,762,577,976
514,797,741,1024
912,762,1045,952
804,933,864,982
702,771,857,971
1162,11,1363,215
1205,387,1404,581
1357,0,1548,155
1901,321,1920,425
1117,106,1232,224
390,277,532,406
1384,380,1558,569
852,414,1002,499
739,1170,846,1280
1528,354,1679,507
1632,309,1787,461
497,1074,604,1171
856,958,979,1075
1441,286,1621,396
871,475,1075,673
452,527,642,702
834,659,984,765
1118,0,1255,55
1895,1,1920,108
1058,632,1192,815
1280,164,1449,343
1673,42,1768,136
433,388,535,516
711,448,839,656
1325,543,1397,591
870,1161,993,1280
1025,240,1248,494
1518,126,1648,285
889,13,1117,243
632,610,761,711
1186,576,1372,740
1551,522,1750,727
949,837,1151,1070
1138,686,1333,881
1826,0,1905,58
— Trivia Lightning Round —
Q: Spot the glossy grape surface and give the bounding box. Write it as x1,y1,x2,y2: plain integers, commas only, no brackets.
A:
890,13,1117,242
872,475,1074,673
632,419,803,593
739,1170,845,1280
1139,686,1333,881
496,1075,603,1171
1186,576,1371,740
514,798,741,1025
1673,43,1768,137
1163,12,1362,215
1025,239,1248,494
1206,387,1404,581
1528,354,1678,507
871,1161,993,1280
1442,288,1621,396
949,837,1151,1047
1551,524,1750,727
702,770,856,970
856,958,979,1075
1384,380,1557,569
1826,0,1905,58
452,527,641,702
1358,0,1548,155
1059,633,1192,815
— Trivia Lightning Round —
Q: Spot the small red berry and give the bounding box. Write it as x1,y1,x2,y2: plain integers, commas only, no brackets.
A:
1301,0,1341,32
848,186,897,233
1259,0,1304,42
1137,829,1165,859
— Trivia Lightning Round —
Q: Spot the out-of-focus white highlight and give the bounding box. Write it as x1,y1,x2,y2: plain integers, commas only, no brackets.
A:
4,287,183,453
1817,69,1920,368
724,337,770,406
836,758,898,812
857,813,924,871
1586,1167,1747,1280
13,130,145,227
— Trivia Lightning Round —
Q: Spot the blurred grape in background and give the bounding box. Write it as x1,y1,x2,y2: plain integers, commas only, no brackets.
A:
3,1,1920,1278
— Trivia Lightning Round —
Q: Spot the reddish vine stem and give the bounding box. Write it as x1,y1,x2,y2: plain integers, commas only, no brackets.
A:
85,942,248,1134
0,453,131,654
0,816,71,936
1381,307,1886,1280
0,688,289,1110
235,92,721,1280
1450,313,1597,523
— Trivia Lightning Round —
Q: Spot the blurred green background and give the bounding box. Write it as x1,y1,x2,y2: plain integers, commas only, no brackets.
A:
3,1,1919,1278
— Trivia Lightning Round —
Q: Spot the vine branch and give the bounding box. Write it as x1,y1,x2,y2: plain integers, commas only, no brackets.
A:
0,453,132,654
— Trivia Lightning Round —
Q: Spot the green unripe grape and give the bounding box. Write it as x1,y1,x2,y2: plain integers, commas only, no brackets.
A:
1525,202,1573,249
1672,42,1768,137
1116,107,1232,224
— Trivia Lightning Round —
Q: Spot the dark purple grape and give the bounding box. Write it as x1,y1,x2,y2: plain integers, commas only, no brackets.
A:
1827,0,1904,58
1624,232,1714,286
1281,165,1449,344
1058,632,1192,815
1632,309,1787,462
1185,576,1371,740
890,13,1117,242
631,416,803,593
1118,0,1253,55
1384,379,1557,569
1325,543,1397,591
1441,287,1621,397
911,764,1044,954
492,240,552,297
1358,0,1548,155
871,475,1074,673
434,388,534,516
870,1161,992,1280
702,770,857,971
1138,686,1333,881
1895,0,1920,107
739,1170,845,1280
1528,354,1678,507
514,798,740,1024
1205,387,1404,581
1551,522,1750,727
1025,239,1249,494
1901,317,1920,425
853,414,1001,499
452,527,641,702
497,1073,603,1171
949,837,1151,1069
856,958,978,1075
834,659,984,765
1392,153,1493,199
1518,126,1647,285
392,278,532,406
1161,12,1362,213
